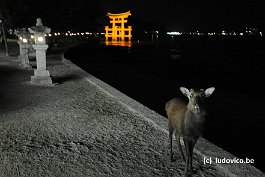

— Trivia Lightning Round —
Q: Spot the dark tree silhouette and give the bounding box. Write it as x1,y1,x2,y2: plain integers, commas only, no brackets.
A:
0,0,103,31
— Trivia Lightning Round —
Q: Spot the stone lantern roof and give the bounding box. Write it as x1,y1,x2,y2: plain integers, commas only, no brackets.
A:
15,28,29,36
28,18,51,34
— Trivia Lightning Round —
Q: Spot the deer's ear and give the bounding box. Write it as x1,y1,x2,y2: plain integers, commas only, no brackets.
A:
180,87,191,98
204,87,215,97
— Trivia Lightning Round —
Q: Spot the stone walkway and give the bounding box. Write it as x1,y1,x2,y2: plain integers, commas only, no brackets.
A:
0,45,264,176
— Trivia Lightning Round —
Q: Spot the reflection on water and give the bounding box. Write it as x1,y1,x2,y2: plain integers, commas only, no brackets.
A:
105,41,132,47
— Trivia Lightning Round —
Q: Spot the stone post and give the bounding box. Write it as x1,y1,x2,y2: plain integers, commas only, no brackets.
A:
15,28,32,68
28,18,53,86
20,42,31,69
17,40,23,62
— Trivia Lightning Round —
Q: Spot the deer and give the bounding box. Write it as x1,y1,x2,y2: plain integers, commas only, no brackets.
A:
165,87,215,174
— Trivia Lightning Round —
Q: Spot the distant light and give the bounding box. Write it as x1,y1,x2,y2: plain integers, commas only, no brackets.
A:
81,33,84,35
48,34,52,37
240,33,244,35
77,33,80,35
31,35,34,39
167,32,181,35
22,38,28,43
66,33,68,36
37,37,44,42
19,37,23,40
260,32,263,36
58,32,60,35
54,33,57,36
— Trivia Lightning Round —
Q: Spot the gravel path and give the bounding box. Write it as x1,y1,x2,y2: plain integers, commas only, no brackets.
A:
0,55,230,177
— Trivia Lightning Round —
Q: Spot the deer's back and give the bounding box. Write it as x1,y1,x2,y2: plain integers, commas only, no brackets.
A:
165,98,187,134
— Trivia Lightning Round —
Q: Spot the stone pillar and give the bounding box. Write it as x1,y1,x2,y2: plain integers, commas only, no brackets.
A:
17,40,23,62
30,44,52,85
14,28,32,68
19,43,32,69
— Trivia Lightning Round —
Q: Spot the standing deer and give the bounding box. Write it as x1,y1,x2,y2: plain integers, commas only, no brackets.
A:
165,87,215,174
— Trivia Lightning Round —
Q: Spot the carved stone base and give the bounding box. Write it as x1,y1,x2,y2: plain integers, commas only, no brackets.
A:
31,75,53,86
33,69,50,77
31,69,53,86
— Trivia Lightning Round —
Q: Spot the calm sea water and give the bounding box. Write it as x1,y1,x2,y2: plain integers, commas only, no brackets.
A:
65,36,265,172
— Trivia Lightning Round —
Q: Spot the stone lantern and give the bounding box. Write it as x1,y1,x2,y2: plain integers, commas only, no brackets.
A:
14,28,32,69
28,18,52,85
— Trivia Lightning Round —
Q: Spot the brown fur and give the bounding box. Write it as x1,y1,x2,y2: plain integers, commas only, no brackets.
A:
165,87,215,174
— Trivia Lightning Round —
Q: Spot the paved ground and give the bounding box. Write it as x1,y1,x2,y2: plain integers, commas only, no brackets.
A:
0,43,264,177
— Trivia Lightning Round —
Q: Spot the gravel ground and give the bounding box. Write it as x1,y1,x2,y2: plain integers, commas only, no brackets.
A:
0,54,230,177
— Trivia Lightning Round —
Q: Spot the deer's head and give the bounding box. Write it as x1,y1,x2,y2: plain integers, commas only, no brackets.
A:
180,87,215,113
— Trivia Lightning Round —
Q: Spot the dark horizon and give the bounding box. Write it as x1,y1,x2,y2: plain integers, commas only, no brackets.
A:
99,0,265,32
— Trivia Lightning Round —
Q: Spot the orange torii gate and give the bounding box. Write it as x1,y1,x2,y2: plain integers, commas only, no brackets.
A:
105,11,132,41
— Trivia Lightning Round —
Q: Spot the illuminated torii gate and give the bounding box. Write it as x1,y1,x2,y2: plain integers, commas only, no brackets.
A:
105,11,132,41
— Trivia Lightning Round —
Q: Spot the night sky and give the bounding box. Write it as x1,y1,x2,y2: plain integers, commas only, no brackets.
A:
99,0,265,31
1,0,264,32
